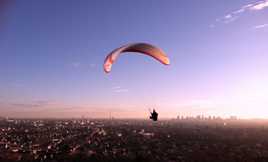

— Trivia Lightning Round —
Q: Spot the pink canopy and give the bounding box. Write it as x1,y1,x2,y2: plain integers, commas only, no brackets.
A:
104,43,170,73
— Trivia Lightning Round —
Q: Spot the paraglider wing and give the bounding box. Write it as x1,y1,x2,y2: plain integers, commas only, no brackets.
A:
104,43,170,73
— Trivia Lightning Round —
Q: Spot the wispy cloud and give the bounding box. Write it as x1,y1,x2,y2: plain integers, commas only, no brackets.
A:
71,62,81,68
112,86,129,93
250,0,268,10
114,89,128,93
209,24,215,28
71,62,96,70
217,15,238,24
90,63,96,68
7,100,62,109
112,86,121,89
254,23,268,29
9,82,24,88
213,0,268,25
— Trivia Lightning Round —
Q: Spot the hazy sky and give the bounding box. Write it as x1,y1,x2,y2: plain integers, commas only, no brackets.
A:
1,0,268,118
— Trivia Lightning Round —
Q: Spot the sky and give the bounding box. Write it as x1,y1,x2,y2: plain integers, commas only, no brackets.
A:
0,0,268,119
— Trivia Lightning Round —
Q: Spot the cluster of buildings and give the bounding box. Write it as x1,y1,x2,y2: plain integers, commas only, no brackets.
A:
176,115,238,121
0,117,268,162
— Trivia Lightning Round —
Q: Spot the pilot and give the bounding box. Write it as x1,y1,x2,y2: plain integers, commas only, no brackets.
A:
150,109,158,121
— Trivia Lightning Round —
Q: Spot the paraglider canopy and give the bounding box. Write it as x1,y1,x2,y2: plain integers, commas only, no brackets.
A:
104,43,170,73
149,109,158,121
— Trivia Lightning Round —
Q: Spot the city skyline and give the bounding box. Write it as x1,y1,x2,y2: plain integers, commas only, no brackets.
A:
1,0,268,118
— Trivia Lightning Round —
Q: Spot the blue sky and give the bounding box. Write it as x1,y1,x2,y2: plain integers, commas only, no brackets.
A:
1,0,268,118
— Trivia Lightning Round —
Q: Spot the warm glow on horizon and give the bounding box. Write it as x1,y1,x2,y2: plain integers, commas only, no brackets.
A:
229,78,268,118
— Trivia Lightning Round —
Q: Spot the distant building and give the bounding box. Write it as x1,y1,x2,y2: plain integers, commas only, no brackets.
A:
229,116,238,120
